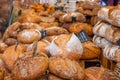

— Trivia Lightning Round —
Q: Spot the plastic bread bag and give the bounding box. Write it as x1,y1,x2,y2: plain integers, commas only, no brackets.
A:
47,33,83,60
98,6,120,27
103,45,120,62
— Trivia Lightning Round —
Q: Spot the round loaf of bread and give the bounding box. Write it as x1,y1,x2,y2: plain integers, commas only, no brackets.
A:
81,41,101,60
17,29,41,44
84,67,116,80
48,34,83,60
49,57,85,80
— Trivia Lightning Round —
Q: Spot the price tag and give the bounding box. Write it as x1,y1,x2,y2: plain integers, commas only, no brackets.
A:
41,30,47,38
55,6,64,11
117,39,120,46
85,61,101,68
76,30,90,43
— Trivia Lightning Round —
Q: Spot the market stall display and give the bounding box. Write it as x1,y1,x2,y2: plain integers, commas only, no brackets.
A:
0,0,119,80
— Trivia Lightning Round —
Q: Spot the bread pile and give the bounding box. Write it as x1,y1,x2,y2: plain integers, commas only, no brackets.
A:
93,5,120,62
76,1,102,25
0,1,118,80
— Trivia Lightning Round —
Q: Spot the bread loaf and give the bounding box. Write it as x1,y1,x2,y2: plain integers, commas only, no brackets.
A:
93,21,120,44
45,27,69,36
17,29,41,44
69,22,93,36
2,45,24,71
114,63,120,80
48,34,83,60
103,45,120,62
84,67,117,80
12,51,49,80
27,40,50,56
93,35,112,49
59,12,86,23
98,6,120,27
49,57,85,80
81,41,101,60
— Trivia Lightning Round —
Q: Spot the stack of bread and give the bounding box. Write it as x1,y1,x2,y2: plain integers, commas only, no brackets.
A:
76,1,102,25
92,5,120,80
0,1,118,80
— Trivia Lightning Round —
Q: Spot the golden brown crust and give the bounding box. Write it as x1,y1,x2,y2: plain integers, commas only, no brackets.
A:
69,23,93,36
39,22,59,28
4,38,17,46
84,67,117,80
12,52,49,80
17,29,41,44
45,27,69,36
48,74,64,80
2,45,24,70
81,41,101,60
49,57,85,80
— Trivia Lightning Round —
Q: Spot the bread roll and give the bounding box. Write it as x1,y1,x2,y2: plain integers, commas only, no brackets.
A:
93,21,120,44
45,27,69,36
103,45,120,62
114,63,120,80
49,57,85,80
2,45,24,71
98,6,120,27
84,67,117,80
59,12,86,23
17,29,41,44
81,41,101,60
69,22,93,36
48,34,83,60
12,51,49,80
20,23,44,31
93,35,112,49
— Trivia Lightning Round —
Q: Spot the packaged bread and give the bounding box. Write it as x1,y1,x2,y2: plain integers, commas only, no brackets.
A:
17,29,41,44
59,12,86,23
49,57,85,80
45,27,69,36
48,34,83,60
12,51,49,80
103,45,120,62
69,22,93,36
81,41,101,60
93,21,120,44
114,63,120,80
2,45,24,71
84,67,117,80
98,6,120,27
93,35,112,49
